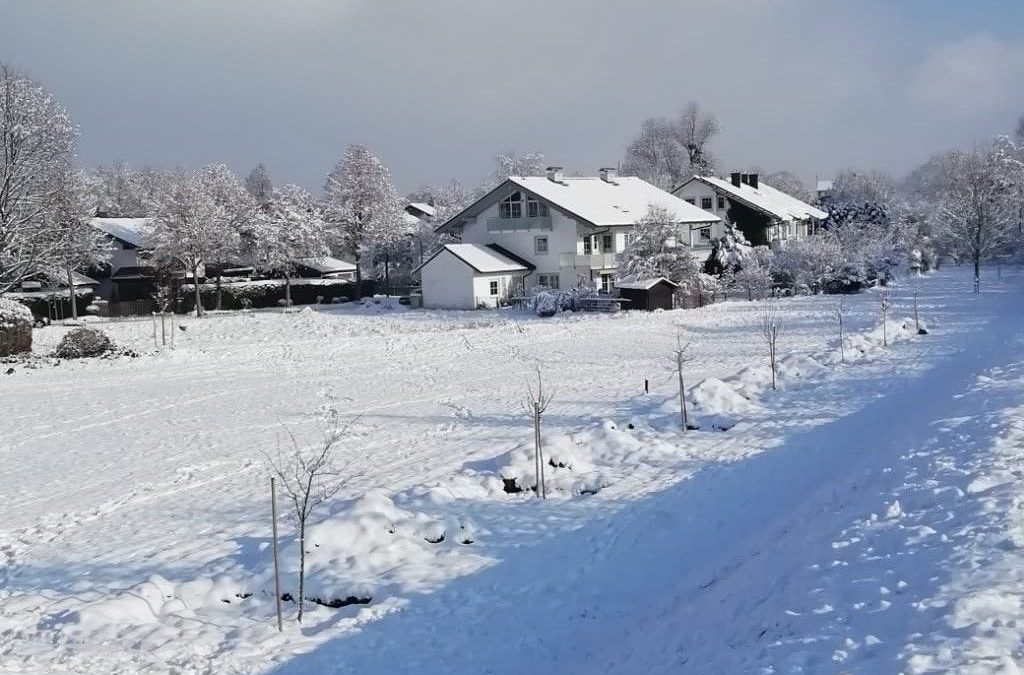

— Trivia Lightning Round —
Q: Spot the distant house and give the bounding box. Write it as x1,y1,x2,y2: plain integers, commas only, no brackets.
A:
423,167,718,308
88,217,163,302
291,257,357,280
673,173,827,246
405,202,436,222
816,179,834,202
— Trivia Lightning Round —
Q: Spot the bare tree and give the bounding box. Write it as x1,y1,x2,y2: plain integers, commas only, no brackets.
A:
671,330,693,432
677,101,719,175
761,301,781,390
264,420,355,623
523,369,554,499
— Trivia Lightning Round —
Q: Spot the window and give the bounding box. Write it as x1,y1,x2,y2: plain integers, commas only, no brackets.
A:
489,280,499,296
684,198,696,205
701,196,713,210
600,273,614,293
717,196,726,210
537,273,559,289
698,227,711,244
601,234,613,252
527,196,548,218
499,192,522,219
535,236,549,255
583,237,593,255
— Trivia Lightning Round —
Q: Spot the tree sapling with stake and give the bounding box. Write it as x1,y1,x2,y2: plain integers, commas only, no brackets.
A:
835,299,846,365
523,369,554,499
761,300,782,390
880,290,891,347
263,408,358,623
671,329,698,431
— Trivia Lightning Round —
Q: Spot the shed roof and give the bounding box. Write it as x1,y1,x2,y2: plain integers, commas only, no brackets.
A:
615,277,681,290
89,217,156,248
414,243,530,275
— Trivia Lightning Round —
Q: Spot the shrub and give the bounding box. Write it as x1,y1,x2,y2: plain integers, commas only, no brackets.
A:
0,297,33,356
53,328,115,359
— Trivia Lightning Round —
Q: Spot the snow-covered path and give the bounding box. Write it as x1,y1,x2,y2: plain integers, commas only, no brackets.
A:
268,276,1024,675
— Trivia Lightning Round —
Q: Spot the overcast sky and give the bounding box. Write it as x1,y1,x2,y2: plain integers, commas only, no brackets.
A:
2,0,1023,193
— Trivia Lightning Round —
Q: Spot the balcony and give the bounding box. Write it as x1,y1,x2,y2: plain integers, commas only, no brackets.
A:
559,253,618,270
486,216,553,232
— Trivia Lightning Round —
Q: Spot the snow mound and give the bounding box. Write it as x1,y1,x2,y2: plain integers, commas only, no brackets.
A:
689,377,757,415
776,354,826,381
728,365,776,398
293,490,482,601
68,574,248,630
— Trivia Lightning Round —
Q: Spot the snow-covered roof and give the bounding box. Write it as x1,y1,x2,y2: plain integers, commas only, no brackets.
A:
686,176,827,223
510,176,719,227
408,202,436,217
295,257,356,274
615,277,680,291
403,211,424,229
89,217,156,248
437,175,719,233
816,180,834,192
418,244,529,275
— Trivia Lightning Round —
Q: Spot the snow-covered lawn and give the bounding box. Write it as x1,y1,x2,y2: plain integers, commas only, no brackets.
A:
1,266,1022,674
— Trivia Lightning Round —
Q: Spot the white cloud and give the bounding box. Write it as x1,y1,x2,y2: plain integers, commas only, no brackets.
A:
909,33,1024,115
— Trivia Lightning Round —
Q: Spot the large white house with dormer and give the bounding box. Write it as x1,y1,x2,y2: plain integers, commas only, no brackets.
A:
417,167,719,309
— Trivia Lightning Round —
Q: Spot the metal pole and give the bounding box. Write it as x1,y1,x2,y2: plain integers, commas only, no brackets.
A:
271,477,283,632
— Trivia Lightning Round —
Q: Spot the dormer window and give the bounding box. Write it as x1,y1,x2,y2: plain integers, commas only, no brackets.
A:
526,196,548,218
499,192,522,219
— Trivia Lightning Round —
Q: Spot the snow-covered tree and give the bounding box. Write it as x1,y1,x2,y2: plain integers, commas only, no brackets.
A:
621,102,719,190
245,163,274,205
152,169,223,316
0,64,78,294
323,145,404,285
723,247,773,300
82,161,159,217
202,164,257,309
51,171,111,319
770,234,845,293
933,144,1016,291
493,151,546,181
762,170,813,203
617,205,700,292
705,222,753,275
252,184,327,307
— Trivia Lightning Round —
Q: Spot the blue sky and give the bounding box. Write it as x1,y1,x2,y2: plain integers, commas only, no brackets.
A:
2,0,1022,193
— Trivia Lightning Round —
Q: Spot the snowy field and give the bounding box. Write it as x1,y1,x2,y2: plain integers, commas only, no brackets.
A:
2,266,1023,674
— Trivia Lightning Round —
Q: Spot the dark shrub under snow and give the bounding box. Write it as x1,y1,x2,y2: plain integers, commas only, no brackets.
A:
53,328,115,359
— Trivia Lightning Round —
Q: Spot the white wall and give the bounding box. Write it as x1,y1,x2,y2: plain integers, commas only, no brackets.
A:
471,273,521,309
421,249,477,310
673,181,729,243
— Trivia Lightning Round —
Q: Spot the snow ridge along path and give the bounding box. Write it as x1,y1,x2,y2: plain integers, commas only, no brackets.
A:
270,273,1024,675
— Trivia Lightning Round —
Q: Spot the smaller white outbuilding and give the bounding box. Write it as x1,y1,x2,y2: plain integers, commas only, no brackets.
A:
415,243,532,310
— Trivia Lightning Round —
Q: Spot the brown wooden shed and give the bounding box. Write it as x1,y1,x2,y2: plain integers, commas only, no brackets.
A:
615,277,680,311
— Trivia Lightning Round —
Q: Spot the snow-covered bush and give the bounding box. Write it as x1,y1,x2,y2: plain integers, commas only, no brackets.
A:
534,290,558,317
533,286,598,317
53,327,114,359
705,222,753,275
0,297,33,356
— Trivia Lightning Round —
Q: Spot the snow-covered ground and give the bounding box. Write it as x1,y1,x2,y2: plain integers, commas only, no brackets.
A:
1,266,1022,674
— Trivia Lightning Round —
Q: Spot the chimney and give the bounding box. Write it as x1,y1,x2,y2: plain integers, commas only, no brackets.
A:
731,172,742,187
599,167,618,184
748,173,759,189
545,166,564,183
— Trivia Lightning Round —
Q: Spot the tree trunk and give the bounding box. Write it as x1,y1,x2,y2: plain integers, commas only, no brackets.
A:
67,268,78,321
216,273,223,311
384,252,390,296
285,274,292,307
297,522,306,623
678,364,688,432
193,263,203,317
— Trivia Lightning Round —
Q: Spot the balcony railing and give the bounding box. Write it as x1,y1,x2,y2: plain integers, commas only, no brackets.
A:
559,253,618,269
485,216,553,232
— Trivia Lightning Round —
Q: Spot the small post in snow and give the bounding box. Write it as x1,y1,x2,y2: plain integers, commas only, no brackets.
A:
913,289,921,334
270,476,283,632
836,300,845,365
152,312,159,349
644,379,649,394
880,290,890,347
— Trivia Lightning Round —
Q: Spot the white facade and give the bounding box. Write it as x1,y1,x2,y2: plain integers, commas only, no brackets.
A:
672,182,731,250
419,247,526,310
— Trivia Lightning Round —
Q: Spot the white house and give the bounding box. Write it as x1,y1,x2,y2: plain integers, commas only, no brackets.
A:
673,173,827,247
422,167,718,308
415,243,532,309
